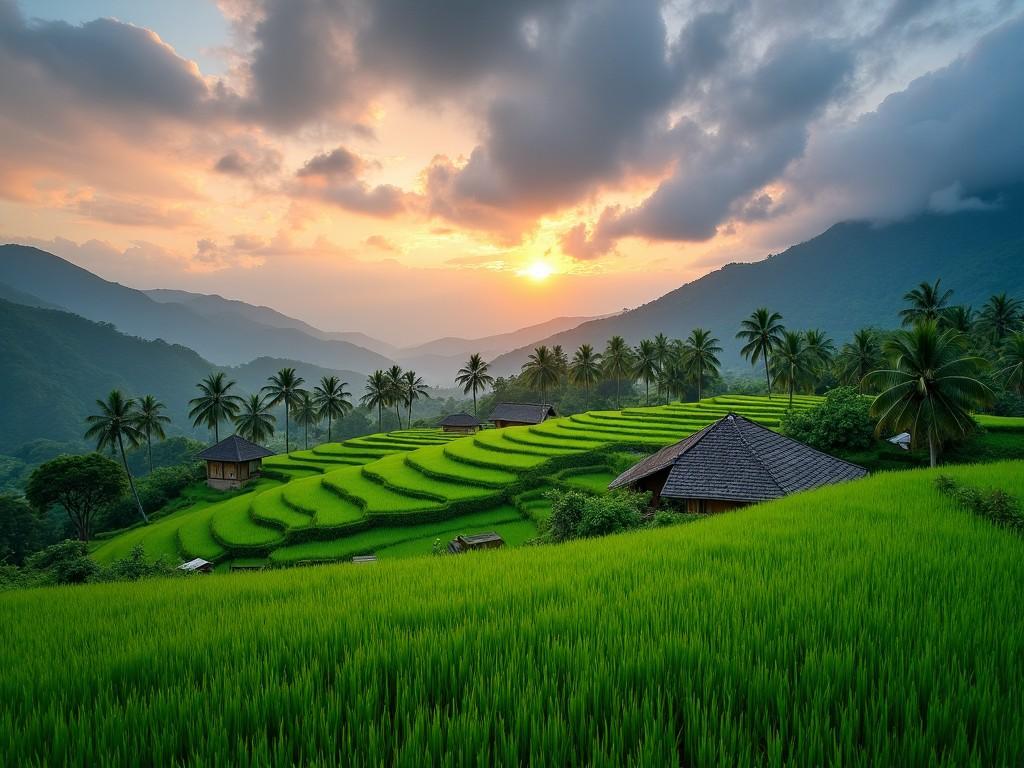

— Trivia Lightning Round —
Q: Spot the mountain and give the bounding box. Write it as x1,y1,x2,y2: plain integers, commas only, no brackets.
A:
491,186,1024,375
0,245,394,373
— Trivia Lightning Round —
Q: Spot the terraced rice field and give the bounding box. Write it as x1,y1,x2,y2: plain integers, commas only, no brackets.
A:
95,396,826,567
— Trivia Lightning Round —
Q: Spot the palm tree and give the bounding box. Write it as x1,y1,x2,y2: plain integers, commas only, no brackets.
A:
681,328,722,402
134,395,170,474
978,293,1022,342
737,308,785,397
998,332,1024,395
293,391,320,450
384,365,406,429
941,305,975,334
803,329,835,369
455,353,494,417
361,370,390,432
653,333,671,403
262,367,305,454
402,369,431,427
84,390,147,523
568,344,602,409
188,372,243,443
234,394,275,445
900,278,953,327
633,339,660,406
312,376,352,442
836,329,883,390
552,345,569,377
521,346,561,405
602,336,635,409
864,322,992,467
770,331,816,408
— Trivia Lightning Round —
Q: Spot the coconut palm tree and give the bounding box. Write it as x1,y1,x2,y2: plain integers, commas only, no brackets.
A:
552,345,569,377
836,329,883,390
262,367,305,454
602,336,634,409
455,353,494,417
864,321,992,467
293,391,320,450
361,370,390,432
652,332,671,403
941,305,976,334
234,394,275,445
900,278,953,327
312,376,352,442
134,395,170,474
998,332,1024,395
770,331,816,408
521,346,561,405
681,328,722,402
568,344,602,409
633,339,660,406
402,369,431,427
384,365,406,429
737,308,785,397
188,372,243,443
84,390,147,523
978,293,1023,342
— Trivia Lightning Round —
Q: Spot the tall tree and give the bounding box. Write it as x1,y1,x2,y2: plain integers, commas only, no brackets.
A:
803,329,835,388
602,336,634,409
455,353,494,417
84,390,147,524
188,372,242,443
402,370,431,428
652,332,671,403
978,293,1022,342
836,329,883,390
384,365,406,429
681,328,722,402
312,376,352,442
262,368,305,454
568,344,602,409
633,339,660,406
770,331,816,408
521,346,561,405
234,394,275,445
998,332,1024,395
134,395,170,474
361,370,390,432
25,454,126,542
941,305,975,334
864,322,992,467
737,308,785,397
293,391,320,450
900,278,953,327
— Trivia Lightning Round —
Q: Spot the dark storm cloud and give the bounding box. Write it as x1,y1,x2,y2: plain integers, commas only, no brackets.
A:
293,146,411,217
296,147,368,179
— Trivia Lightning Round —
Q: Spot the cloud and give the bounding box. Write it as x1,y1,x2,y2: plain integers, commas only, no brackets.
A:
296,147,369,179
213,146,282,178
74,197,196,228
293,145,415,218
363,235,399,252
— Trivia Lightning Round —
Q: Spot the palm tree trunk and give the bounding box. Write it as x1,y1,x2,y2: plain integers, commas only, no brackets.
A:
146,430,153,474
472,388,478,417
377,404,382,432
645,379,650,406
395,402,402,430
616,376,621,409
327,414,332,443
763,351,772,399
285,405,290,454
928,430,938,468
304,422,308,450
698,360,703,402
214,419,219,444
118,433,148,523
408,401,413,429
788,378,794,409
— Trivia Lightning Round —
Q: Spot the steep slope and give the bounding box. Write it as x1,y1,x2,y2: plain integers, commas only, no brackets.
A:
0,245,394,372
492,187,1024,374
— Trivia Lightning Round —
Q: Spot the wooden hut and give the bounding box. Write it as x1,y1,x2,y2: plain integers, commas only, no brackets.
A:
609,413,867,511
487,403,556,429
448,532,505,553
178,558,213,574
197,434,274,490
438,413,482,434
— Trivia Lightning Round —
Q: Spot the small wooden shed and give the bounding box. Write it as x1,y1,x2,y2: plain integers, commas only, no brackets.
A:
487,403,556,429
178,557,213,573
438,413,482,434
197,434,274,490
448,532,505,553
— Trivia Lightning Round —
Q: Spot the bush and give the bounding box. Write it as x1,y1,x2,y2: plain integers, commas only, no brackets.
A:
102,545,177,581
935,475,1024,532
780,387,875,453
25,540,100,585
99,462,203,532
546,488,648,542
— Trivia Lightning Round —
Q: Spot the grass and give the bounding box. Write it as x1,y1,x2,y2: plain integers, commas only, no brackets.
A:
322,465,442,515
561,470,618,494
5,461,1023,764
376,519,539,558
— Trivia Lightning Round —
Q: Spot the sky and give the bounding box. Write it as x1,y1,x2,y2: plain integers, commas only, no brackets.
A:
1,0,1022,346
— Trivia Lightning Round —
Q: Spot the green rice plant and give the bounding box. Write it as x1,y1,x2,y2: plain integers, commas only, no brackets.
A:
405,445,520,487
250,487,312,531
474,428,577,456
377,519,539,558
322,466,442,515
209,497,284,550
444,438,549,470
362,454,501,503
560,471,617,494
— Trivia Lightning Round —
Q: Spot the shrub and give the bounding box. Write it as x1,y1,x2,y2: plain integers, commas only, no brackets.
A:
546,488,648,542
24,540,100,584
935,475,1024,532
547,489,589,543
780,386,875,453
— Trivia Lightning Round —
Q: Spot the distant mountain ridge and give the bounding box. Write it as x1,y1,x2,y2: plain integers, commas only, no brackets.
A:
491,186,1024,375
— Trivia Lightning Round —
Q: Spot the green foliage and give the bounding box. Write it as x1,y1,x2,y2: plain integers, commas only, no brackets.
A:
935,475,1024,532
780,386,875,453
546,488,647,542
0,495,45,565
24,540,100,584
98,463,204,533
25,454,127,541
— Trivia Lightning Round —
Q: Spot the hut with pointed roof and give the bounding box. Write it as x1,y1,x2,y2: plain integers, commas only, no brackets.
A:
609,413,867,512
197,434,274,490
487,403,556,429
437,413,482,434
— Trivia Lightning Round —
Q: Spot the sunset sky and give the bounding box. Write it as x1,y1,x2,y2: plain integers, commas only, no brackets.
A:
1,0,1021,345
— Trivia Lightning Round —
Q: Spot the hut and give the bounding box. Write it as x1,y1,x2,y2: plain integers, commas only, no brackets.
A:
197,434,274,490
178,558,213,574
487,402,556,429
609,413,867,511
448,532,505,553
438,413,482,434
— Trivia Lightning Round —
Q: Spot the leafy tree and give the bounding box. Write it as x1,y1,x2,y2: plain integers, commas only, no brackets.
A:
941,305,976,334
681,328,722,402
0,495,44,566
84,390,147,523
361,370,390,432
384,365,406,429
24,539,100,584
312,376,352,442
652,332,671,403
402,370,430,428
865,322,992,467
770,331,816,408
737,308,785,397
998,332,1024,395
521,346,562,405
293,391,320,450
978,293,1022,342
234,394,276,445
262,367,306,453
780,386,875,453
899,278,953,327
568,344,602,409
602,336,634,409
804,329,835,372
633,339,660,406
134,395,170,474
455,353,494,417
836,329,883,390
25,454,126,541
188,372,242,443
552,345,569,377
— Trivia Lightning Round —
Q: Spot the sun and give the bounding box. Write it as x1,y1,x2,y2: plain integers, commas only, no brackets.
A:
522,259,554,281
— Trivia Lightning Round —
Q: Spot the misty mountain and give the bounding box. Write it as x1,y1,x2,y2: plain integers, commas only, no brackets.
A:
491,186,1024,375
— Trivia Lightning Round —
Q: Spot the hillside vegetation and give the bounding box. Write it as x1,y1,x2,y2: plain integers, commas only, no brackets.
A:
3,460,1022,764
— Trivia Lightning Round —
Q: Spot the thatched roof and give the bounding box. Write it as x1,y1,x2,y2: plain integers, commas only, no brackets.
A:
609,413,866,502
438,413,481,427
197,434,274,462
487,402,556,424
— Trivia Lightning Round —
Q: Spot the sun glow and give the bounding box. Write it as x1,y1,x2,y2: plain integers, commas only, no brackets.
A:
522,259,554,281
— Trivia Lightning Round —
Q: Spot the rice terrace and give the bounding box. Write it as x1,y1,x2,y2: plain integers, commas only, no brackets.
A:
3,1,1024,765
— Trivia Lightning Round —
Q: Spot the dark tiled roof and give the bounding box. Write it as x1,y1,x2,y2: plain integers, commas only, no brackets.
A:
487,402,556,424
608,422,716,489
438,412,481,427
197,434,275,462
611,413,866,502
